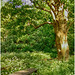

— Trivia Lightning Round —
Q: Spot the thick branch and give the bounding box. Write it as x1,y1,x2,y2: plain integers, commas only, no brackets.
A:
49,5,56,17
34,5,51,13
32,22,53,29
36,7,51,13
30,0,54,17
45,0,56,20
34,3,56,20
30,0,56,20
46,0,55,11
51,3,56,8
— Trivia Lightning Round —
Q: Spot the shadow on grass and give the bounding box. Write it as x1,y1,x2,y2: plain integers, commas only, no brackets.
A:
2,47,57,58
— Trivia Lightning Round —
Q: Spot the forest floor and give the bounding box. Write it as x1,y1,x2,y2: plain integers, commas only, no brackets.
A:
1,51,74,75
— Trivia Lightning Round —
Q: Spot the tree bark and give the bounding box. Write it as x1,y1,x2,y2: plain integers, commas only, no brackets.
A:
53,11,69,61
54,27,69,60
51,2,69,61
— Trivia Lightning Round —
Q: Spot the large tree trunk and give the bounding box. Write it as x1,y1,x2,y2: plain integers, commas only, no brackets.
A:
51,2,70,61
54,26,69,60
53,4,69,60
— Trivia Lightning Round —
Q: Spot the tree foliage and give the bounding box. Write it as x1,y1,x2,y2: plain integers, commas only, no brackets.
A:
1,0,74,55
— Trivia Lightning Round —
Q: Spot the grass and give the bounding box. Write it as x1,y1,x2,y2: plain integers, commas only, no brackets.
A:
1,51,74,75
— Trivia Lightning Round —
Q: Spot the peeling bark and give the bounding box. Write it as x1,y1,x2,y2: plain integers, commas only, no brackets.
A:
53,3,69,60
54,29,69,60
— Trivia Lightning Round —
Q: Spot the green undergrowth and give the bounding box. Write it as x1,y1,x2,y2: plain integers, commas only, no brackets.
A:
1,51,74,75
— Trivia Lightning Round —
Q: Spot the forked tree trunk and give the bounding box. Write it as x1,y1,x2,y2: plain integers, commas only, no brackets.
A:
53,3,69,60
31,0,70,61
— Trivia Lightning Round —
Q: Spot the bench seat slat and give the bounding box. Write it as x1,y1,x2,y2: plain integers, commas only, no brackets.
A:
10,68,37,75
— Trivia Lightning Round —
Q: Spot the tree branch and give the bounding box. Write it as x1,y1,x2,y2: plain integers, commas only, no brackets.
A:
36,7,52,13
67,21,74,32
30,0,56,20
46,0,55,11
34,4,51,13
32,22,53,29
49,5,56,17
30,0,53,14
51,3,56,8
45,0,56,20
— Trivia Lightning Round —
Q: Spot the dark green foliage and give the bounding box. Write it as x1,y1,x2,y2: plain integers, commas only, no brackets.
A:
1,36,17,52
1,1,55,53
68,24,74,55
1,25,56,53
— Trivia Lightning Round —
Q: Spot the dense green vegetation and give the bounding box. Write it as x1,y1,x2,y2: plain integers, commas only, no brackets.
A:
1,1,74,54
1,0,74,75
1,52,74,75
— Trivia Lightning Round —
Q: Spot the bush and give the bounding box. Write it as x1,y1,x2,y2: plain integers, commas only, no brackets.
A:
1,36,17,52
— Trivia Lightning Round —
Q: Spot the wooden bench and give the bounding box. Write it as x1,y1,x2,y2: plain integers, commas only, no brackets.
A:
10,68,37,75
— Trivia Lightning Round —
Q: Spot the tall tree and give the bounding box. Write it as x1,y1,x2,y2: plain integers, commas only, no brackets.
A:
30,0,74,60
1,0,73,60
